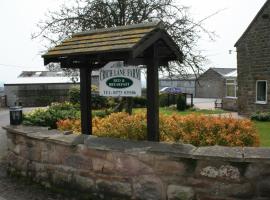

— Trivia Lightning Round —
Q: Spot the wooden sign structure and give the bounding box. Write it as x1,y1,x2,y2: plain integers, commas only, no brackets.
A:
99,61,142,97
42,21,183,142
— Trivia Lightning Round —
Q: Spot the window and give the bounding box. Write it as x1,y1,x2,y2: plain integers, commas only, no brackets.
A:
226,79,237,98
256,80,267,104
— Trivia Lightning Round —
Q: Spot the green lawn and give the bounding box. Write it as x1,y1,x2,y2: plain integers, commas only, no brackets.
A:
255,121,270,147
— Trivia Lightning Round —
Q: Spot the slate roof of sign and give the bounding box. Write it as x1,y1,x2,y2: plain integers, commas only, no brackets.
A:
42,21,183,66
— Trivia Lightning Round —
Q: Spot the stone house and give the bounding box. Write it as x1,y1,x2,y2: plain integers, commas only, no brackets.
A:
195,68,236,99
4,71,99,107
159,74,196,96
235,0,270,115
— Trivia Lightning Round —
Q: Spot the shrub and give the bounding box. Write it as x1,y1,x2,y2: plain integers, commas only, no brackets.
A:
176,94,187,111
160,93,189,110
57,113,259,147
23,102,112,129
251,112,270,121
92,95,108,109
159,93,175,107
133,97,147,108
92,109,112,118
23,102,80,129
68,85,108,109
68,86,80,104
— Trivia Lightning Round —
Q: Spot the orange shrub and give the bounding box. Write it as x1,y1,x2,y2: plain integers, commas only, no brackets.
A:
56,113,259,147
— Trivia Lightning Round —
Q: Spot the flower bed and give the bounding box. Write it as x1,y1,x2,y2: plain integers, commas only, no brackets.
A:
57,112,259,147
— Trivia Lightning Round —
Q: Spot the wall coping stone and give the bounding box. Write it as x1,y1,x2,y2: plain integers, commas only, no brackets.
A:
192,146,245,162
3,125,270,162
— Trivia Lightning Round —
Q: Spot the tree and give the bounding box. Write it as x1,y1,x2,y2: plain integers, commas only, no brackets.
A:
33,0,216,114
33,0,216,76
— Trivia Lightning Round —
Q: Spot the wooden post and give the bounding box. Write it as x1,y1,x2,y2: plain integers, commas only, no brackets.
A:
146,44,159,141
191,94,194,107
80,67,92,135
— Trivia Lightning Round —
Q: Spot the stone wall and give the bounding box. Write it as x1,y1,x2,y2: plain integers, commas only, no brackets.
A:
195,69,225,98
222,98,238,111
236,1,270,116
4,125,270,200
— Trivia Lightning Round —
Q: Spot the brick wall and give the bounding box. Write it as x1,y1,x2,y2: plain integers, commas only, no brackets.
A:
236,2,270,115
4,125,270,200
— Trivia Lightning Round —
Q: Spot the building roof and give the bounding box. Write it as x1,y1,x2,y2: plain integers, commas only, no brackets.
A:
5,77,77,85
235,0,269,46
211,68,237,77
42,21,183,68
19,71,65,78
4,70,98,85
224,70,237,78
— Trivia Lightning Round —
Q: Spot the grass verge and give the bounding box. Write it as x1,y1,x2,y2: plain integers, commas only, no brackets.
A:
255,121,270,147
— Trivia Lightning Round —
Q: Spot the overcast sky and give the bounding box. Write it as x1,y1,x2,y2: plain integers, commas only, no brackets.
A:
0,0,267,83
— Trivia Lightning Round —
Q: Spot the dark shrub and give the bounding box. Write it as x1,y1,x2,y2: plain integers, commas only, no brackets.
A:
68,86,80,104
69,85,109,109
176,94,187,111
92,95,108,109
159,94,178,107
133,97,147,108
251,112,270,121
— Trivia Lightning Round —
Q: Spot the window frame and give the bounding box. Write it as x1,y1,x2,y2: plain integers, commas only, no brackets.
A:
256,80,268,104
226,79,237,98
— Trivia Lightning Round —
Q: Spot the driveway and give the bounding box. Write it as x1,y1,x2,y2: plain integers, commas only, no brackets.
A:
187,98,217,109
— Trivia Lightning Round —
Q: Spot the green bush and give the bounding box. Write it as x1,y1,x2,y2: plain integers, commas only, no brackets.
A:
68,85,110,109
92,95,108,109
160,94,170,107
176,94,187,111
160,94,182,107
133,97,147,108
92,109,113,118
23,101,113,129
68,86,80,104
251,112,270,121
23,102,80,129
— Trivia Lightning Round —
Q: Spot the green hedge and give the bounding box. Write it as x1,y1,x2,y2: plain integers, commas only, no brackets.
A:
23,102,80,129
251,112,270,121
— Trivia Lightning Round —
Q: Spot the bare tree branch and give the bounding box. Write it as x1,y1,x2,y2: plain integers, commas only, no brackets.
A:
33,0,218,78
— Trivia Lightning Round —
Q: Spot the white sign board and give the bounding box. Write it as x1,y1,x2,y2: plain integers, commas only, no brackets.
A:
99,61,141,97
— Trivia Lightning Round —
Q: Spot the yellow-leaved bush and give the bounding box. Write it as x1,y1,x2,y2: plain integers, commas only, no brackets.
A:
56,112,260,147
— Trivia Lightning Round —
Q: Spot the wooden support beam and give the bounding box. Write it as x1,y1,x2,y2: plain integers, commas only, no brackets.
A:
146,44,159,142
80,67,92,135
191,94,194,107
